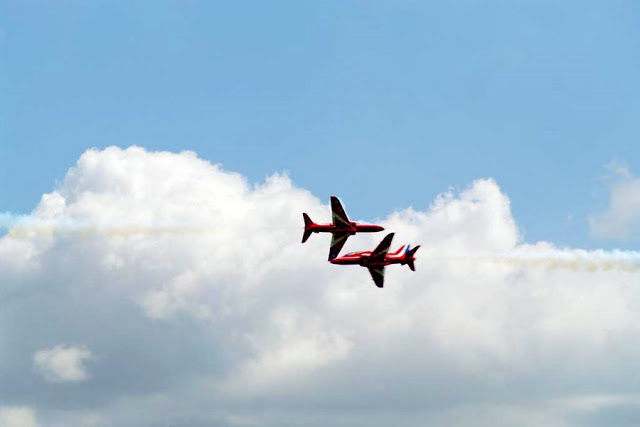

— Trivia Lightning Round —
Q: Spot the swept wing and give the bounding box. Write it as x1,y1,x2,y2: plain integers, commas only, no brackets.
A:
331,196,351,227
368,233,395,263
367,266,386,288
329,232,351,261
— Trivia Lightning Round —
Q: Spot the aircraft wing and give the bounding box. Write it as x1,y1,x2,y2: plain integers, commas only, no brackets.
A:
331,196,351,227
329,232,351,260
367,266,385,288
368,233,395,263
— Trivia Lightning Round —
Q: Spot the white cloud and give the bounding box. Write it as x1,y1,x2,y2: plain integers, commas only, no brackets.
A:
589,162,640,240
0,406,39,427
33,345,93,383
1,146,640,426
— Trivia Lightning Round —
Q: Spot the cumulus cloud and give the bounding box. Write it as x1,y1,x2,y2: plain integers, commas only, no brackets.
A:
0,406,39,427
589,162,640,240
33,345,93,383
1,146,640,426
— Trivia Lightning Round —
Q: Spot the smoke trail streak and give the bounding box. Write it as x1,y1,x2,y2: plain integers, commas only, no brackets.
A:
0,212,301,239
420,246,640,273
5,224,223,238
473,248,640,272
0,212,222,239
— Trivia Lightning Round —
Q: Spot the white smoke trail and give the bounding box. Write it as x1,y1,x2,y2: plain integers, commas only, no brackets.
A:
420,244,640,273
478,245,640,272
0,212,220,238
0,212,300,239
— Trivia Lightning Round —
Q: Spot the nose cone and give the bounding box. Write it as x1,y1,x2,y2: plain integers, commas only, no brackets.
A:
374,225,385,232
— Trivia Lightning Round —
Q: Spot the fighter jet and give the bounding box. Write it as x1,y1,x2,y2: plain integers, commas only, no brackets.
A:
302,196,384,260
329,233,419,288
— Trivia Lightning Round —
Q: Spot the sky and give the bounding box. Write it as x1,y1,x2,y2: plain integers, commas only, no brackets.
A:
3,1,640,426
2,1,640,247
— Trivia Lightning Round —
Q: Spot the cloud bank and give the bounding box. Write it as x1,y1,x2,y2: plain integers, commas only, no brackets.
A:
2,146,640,426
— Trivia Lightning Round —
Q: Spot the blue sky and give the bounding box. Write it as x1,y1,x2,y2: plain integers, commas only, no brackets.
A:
3,1,640,248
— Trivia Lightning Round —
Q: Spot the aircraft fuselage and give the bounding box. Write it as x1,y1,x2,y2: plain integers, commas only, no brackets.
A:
307,222,384,234
330,246,407,266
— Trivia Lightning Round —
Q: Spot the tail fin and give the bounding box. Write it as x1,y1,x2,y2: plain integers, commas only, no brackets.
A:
302,213,314,243
405,245,420,271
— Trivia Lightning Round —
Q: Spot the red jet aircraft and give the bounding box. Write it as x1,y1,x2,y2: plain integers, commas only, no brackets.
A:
330,233,420,288
302,196,384,260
